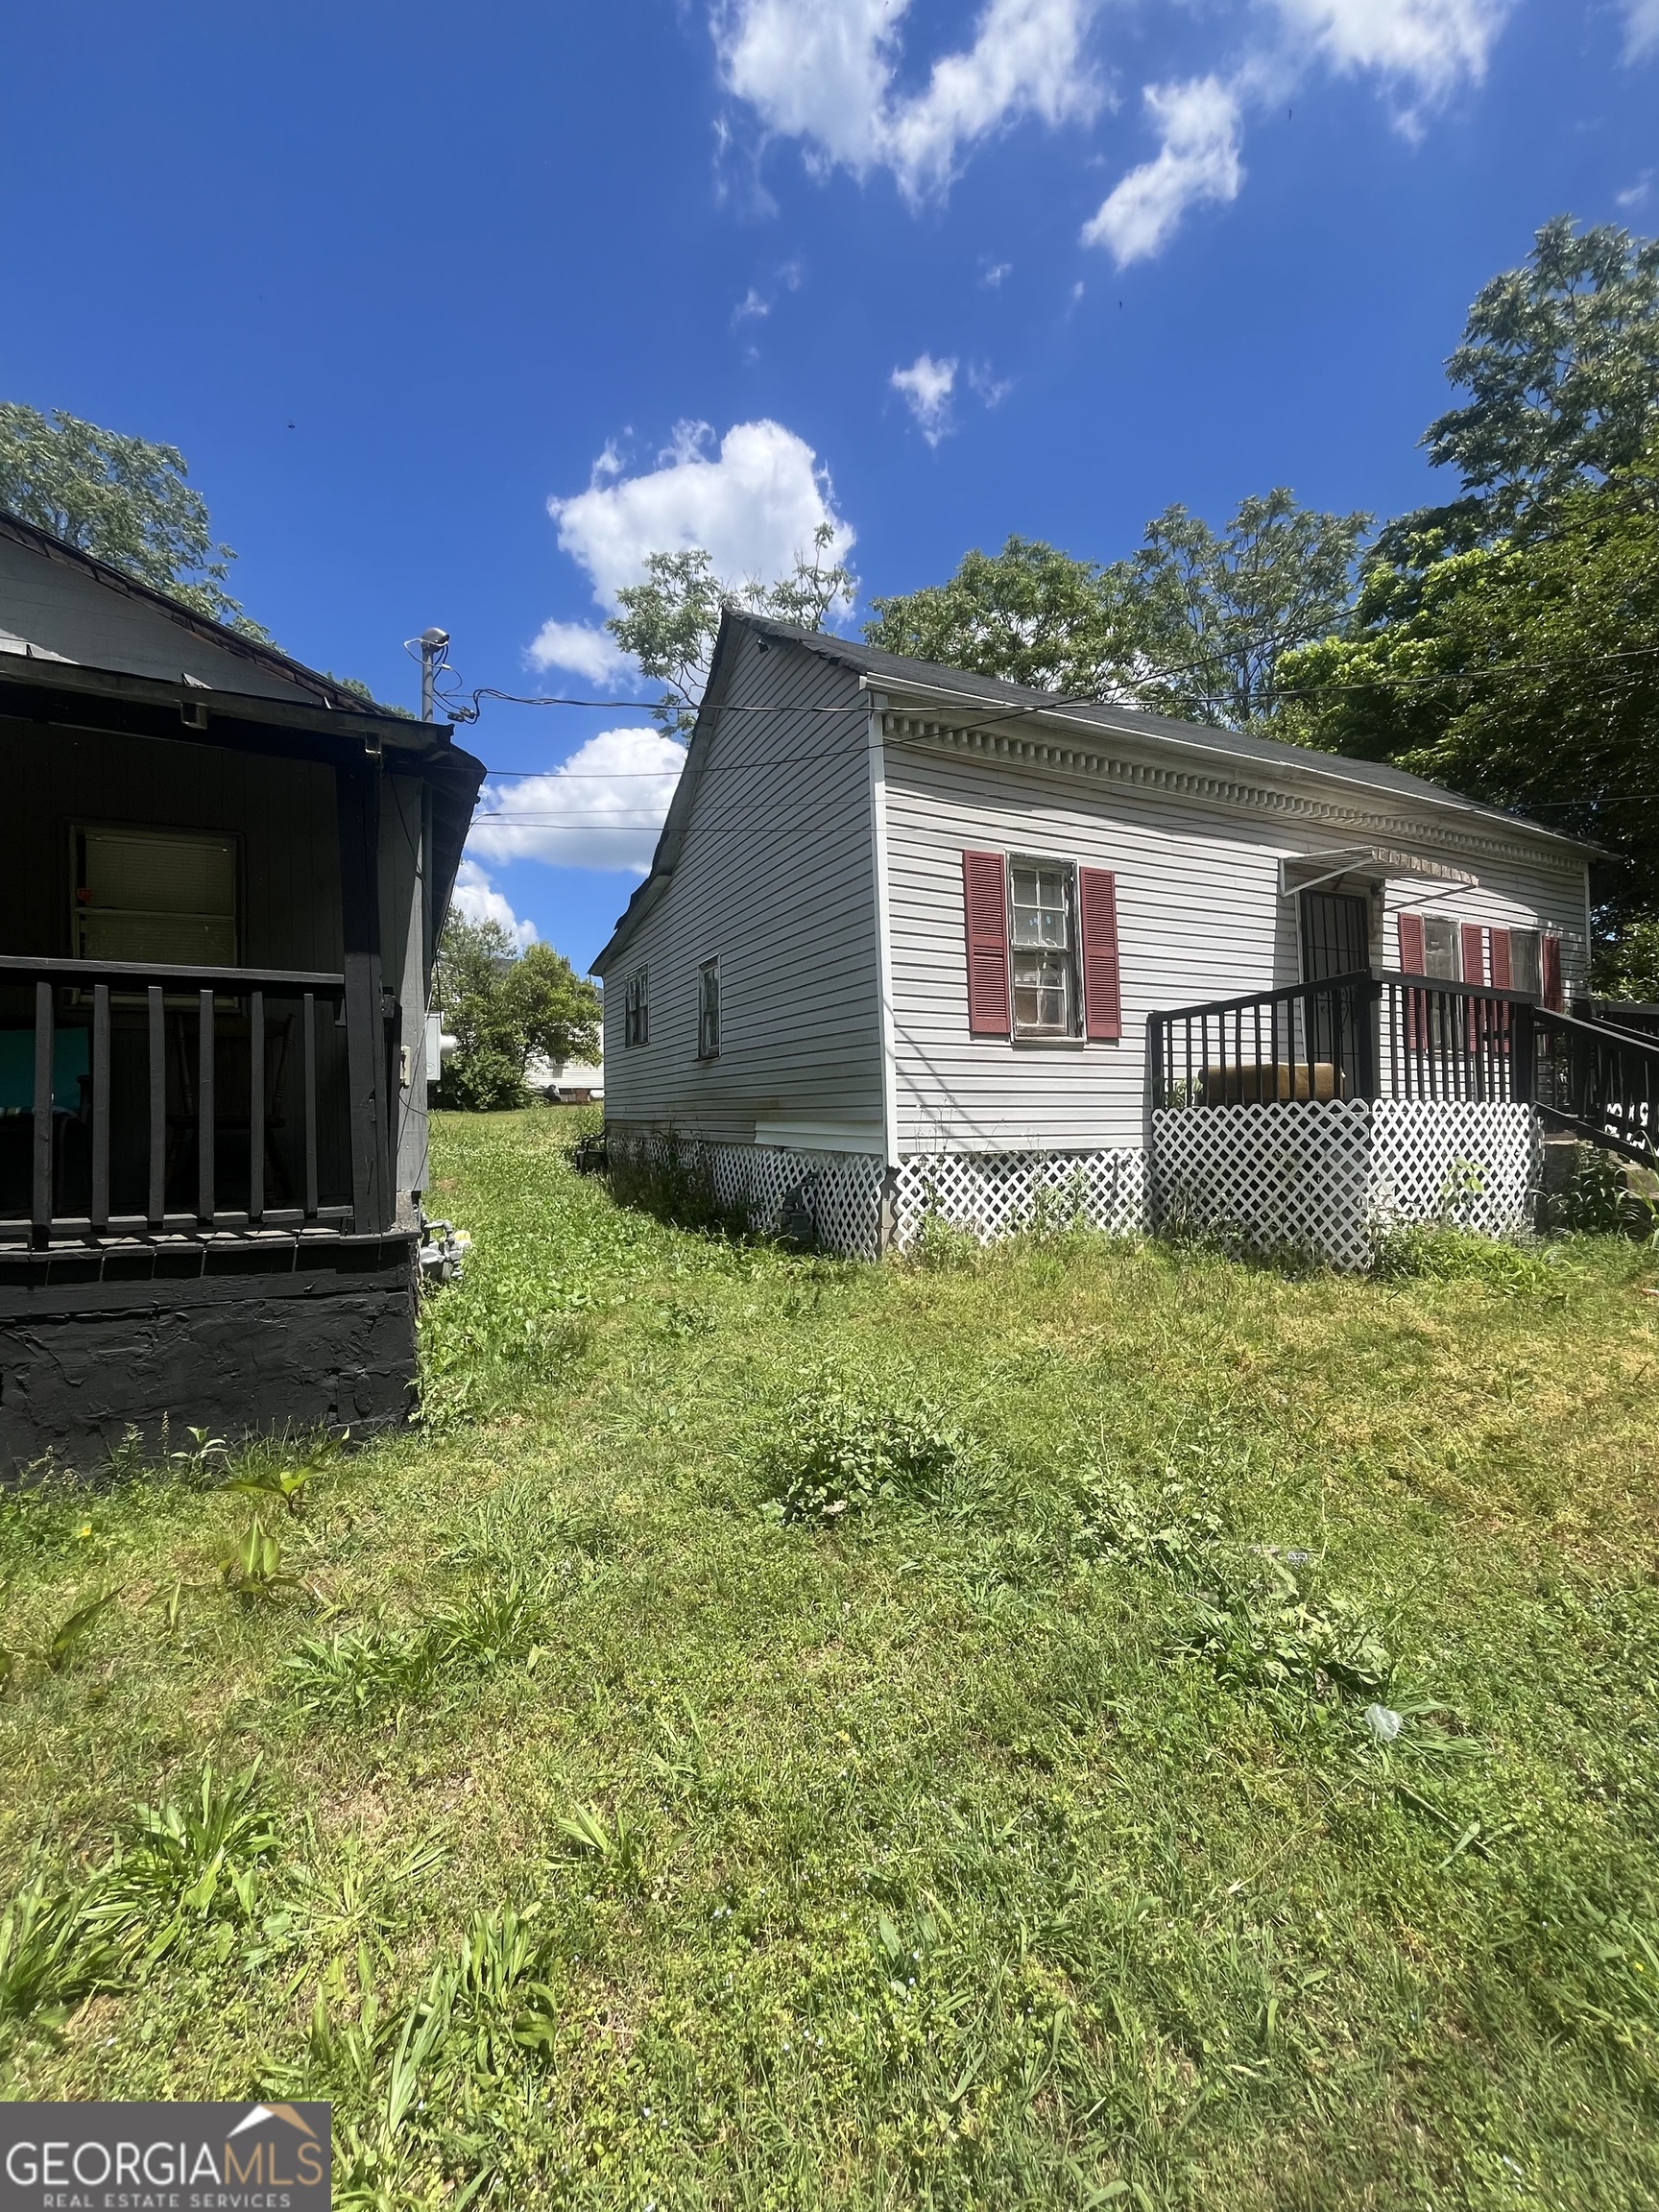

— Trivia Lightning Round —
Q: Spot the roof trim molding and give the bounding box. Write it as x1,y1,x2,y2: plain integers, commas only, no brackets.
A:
878,704,1588,874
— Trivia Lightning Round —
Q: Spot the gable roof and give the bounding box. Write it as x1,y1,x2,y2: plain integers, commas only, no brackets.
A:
0,506,388,712
748,615,1590,847
593,611,1590,973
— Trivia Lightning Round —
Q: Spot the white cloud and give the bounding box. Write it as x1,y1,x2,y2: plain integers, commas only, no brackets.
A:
980,260,1013,287
968,363,1014,407
1081,77,1243,266
712,0,1101,200
733,286,770,323
548,419,853,612
524,619,631,685
467,726,689,877
450,858,538,947
891,353,957,444
1623,0,1659,62
1617,168,1653,209
1266,0,1509,102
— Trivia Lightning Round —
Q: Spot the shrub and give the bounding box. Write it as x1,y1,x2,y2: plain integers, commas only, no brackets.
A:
758,1377,974,1526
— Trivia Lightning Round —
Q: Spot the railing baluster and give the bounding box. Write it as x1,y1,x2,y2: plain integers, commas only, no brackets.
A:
148,985,165,1228
303,991,319,1220
33,979,53,1241
250,988,265,1223
91,983,110,1233
197,988,215,1225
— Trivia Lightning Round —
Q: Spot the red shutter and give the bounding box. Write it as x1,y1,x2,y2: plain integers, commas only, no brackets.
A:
1459,924,1485,985
962,851,1010,1037
1397,912,1427,1050
1078,867,1123,1042
1541,933,1564,1011
1487,927,1512,990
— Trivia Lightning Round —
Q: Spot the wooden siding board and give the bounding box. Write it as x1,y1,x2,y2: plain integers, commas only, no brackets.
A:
881,740,1590,1153
599,633,882,1145
0,717,343,969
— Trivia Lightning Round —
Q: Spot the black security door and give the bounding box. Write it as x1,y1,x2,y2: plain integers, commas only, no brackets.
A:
1300,891,1370,981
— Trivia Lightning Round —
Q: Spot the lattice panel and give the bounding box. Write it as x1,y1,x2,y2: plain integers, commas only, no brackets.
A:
1151,1101,1375,1269
610,1134,885,1260
891,1148,1147,1249
1369,1099,1539,1236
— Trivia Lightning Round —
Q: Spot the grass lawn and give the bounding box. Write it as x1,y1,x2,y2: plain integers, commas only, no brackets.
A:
3,1108,1658,2210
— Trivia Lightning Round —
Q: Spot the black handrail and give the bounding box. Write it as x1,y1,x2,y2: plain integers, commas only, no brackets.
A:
0,955,353,1245
1532,1006,1659,1166
1149,970,1545,1112
1150,970,1659,1159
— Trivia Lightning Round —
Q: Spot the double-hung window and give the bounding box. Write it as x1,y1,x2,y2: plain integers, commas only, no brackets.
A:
697,958,720,1060
623,967,649,1047
1507,929,1542,999
1008,859,1079,1039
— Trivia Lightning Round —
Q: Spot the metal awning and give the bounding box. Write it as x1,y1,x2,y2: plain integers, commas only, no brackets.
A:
1279,846,1480,899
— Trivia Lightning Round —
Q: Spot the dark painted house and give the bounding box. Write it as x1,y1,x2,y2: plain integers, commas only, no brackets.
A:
0,512,484,1472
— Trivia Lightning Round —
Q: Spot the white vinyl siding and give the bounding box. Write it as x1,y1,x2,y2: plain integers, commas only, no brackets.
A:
881,738,1590,1156
596,630,883,1147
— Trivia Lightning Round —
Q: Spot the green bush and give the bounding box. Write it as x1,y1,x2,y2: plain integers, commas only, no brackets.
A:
758,1377,974,1526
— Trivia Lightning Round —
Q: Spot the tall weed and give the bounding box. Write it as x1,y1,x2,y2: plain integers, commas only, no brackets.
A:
757,1374,975,1526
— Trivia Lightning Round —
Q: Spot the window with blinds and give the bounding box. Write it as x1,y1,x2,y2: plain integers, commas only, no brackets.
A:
72,827,239,967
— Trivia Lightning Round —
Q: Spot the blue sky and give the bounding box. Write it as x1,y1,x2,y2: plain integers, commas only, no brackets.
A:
4,1,1656,970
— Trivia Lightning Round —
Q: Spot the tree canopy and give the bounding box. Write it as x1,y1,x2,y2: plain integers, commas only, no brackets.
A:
865,493,1367,732
434,917,602,1112
0,401,265,636
1277,438,1659,960
1424,216,1659,533
609,522,855,734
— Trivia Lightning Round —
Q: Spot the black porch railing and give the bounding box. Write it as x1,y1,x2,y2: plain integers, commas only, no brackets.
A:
0,955,357,1246
1149,970,1659,1166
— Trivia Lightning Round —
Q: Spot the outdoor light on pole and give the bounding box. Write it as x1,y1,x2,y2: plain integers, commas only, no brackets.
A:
419,627,450,722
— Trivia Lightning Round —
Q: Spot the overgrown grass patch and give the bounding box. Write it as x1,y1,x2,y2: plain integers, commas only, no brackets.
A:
2,1106,1657,2207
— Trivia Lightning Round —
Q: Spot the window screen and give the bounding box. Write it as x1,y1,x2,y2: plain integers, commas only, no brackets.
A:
1009,860,1078,1037
624,967,649,1046
74,827,238,966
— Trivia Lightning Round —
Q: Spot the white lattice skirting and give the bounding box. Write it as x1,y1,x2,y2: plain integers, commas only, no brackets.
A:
1151,1099,1542,1268
890,1149,1146,1249
609,1134,888,1260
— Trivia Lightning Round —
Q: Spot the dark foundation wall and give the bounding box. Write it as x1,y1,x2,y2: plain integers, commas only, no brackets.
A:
0,717,343,967
0,1238,418,1476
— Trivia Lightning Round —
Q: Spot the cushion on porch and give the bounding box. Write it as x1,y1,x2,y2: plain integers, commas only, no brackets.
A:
1200,1061,1346,1105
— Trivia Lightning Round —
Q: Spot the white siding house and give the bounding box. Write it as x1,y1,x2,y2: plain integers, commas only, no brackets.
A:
593,614,1595,1263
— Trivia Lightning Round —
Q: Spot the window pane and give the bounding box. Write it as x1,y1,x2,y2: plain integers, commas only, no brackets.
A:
1423,918,1458,979
1510,929,1541,998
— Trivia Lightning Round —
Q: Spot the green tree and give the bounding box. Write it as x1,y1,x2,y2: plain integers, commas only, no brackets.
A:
0,401,266,636
608,522,855,734
1424,216,1659,533
864,495,1367,731
434,916,601,1111
1129,491,1370,730
1277,438,1659,969
864,536,1146,699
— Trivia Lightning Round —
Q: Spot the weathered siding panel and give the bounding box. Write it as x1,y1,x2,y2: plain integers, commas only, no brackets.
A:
599,633,882,1146
0,535,317,699
881,737,1589,1154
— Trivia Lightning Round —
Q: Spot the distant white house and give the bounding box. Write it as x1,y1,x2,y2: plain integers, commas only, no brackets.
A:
592,613,1597,1263
526,1054,603,1103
